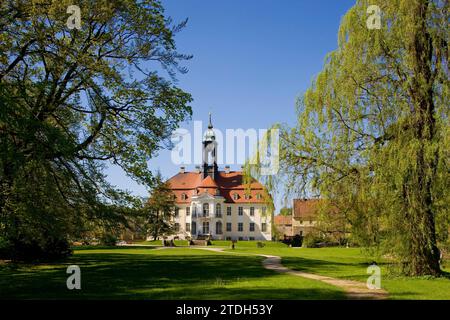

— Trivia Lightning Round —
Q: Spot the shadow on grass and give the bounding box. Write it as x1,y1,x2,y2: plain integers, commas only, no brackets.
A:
72,245,159,251
281,256,391,281
0,251,344,300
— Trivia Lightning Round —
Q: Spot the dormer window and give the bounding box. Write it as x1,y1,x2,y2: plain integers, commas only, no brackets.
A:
233,193,239,200
244,194,250,200
256,193,262,200
181,193,187,201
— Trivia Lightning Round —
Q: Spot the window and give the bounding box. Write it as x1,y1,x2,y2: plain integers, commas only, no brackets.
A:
300,220,303,225
238,207,243,216
202,221,210,234
309,220,313,224
215,203,221,217
244,194,250,200
233,193,239,200
256,194,262,200
226,223,232,232
193,206,197,216
174,208,179,218
192,222,197,235
249,237,255,241
300,231,303,236
186,207,190,216
203,203,209,216
226,237,232,241
227,207,232,216
262,207,266,215
250,207,255,216
216,221,223,234
238,237,243,241
261,223,267,232
249,222,255,232
186,223,191,232
174,223,180,232
181,193,187,200
238,223,243,232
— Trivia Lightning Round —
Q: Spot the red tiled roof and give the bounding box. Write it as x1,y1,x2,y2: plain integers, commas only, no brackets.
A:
167,171,268,204
199,175,218,188
293,199,321,219
274,215,292,225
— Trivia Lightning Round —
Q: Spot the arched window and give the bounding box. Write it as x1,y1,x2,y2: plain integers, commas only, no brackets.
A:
203,203,209,216
215,203,221,217
216,221,223,235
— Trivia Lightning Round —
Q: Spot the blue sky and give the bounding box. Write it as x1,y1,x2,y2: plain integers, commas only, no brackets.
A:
106,0,355,210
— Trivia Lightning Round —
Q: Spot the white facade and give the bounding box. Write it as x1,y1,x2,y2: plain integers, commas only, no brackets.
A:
172,196,272,241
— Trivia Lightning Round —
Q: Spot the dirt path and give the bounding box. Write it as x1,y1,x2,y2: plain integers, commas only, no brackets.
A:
196,247,388,300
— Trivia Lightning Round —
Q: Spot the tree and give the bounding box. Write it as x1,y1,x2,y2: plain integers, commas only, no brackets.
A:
144,173,176,240
248,0,449,276
279,207,292,216
0,0,192,259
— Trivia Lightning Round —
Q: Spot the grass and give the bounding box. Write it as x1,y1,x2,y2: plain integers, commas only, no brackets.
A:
2,245,449,299
210,240,289,248
0,247,344,300
224,247,450,300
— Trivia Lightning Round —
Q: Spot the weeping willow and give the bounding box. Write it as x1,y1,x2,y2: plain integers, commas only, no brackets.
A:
247,0,449,276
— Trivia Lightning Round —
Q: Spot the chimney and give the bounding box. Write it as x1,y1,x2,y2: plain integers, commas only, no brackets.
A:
179,166,185,174
225,165,230,174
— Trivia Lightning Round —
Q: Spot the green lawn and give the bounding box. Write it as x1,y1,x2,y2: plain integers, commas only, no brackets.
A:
0,247,344,299
2,245,449,300
225,247,450,300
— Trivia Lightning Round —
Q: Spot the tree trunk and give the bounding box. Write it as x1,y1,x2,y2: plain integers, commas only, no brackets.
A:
404,0,441,276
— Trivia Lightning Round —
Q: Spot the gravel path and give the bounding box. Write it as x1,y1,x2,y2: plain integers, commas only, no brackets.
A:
195,247,388,300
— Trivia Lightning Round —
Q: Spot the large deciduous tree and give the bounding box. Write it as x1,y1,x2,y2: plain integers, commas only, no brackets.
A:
0,0,192,259
143,173,176,241
249,0,449,276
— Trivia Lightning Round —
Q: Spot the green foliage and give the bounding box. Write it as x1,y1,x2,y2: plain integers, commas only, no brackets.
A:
0,0,192,260
100,233,118,246
0,235,12,257
302,232,322,248
4,235,72,262
143,172,176,240
247,0,449,276
279,207,292,216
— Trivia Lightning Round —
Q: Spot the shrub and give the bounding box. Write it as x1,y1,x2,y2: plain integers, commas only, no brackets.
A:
291,235,303,247
100,233,117,246
302,233,322,248
4,236,72,261
0,236,12,258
